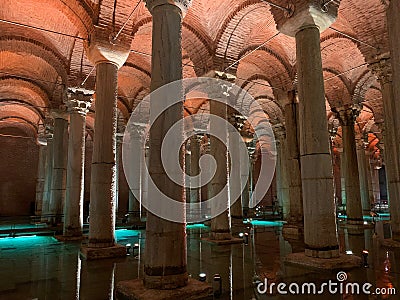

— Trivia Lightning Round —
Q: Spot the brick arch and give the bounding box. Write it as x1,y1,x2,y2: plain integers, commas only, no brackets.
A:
214,1,271,70
253,95,283,125
182,24,214,76
2,0,94,38
0,121,38,138
0,77,50,109
0,51,61,98
0,100,45,121
352,70,377,103
338,0,388,59
237,47,293,90
323,68,352,108
321,37,366,82
0,103,42,127
0,37,69,82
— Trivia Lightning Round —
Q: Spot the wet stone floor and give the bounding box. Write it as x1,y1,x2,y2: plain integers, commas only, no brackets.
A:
0,221,399,300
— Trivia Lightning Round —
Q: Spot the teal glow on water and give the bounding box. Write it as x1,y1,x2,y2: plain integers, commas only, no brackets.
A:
115,229,141,242
186,224,208,229
337,214,390,221
0,235,59,248
248,220,284,227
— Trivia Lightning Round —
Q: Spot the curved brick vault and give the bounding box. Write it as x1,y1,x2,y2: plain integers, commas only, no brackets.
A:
0,0,389,157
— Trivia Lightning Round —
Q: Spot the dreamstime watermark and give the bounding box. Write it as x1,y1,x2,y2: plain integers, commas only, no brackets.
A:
256,271,396,296
122,77,276,223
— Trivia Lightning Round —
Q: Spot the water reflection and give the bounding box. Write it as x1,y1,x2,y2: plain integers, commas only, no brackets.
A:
0,223,399,299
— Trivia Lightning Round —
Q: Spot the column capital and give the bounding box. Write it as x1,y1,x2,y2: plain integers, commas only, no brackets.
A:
368,56,392,85
66,88,94,115
332,104,362,126
272,2,338,37
85,25,131,68
145,0,192,16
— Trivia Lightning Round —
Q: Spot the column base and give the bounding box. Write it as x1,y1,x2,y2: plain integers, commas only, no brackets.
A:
284,253,362,271
201,235,243,245
282,224,304,240
80,243,126,260
116,278,212,300
56,235,85,242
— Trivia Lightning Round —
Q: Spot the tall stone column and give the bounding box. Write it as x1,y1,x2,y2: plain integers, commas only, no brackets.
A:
115,133,124,217
274,125,290,219
49,108,69,225
144,0,190,289
63,88,93,238
127,125,143,223
282,91,303,234
370,58,400,241
209,98,231,240
387,1,400,241
356,140,373,214
35,135,47,216
273,5,342,259
333,105,363,225
228,114,243,221
41,120,54,221
80,26,130,259
189,134,200,205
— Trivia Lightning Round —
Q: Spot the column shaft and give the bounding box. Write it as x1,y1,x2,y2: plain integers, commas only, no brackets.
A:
386,2,400,240
296,25,339,258
357,147,371,214
64,111,87,237
209,99,231,240
89,62,118,247
42,137,54,220
283,97,303,224
144,3,187,289
49,116,68,224
35,144,47,216
338,110,363,224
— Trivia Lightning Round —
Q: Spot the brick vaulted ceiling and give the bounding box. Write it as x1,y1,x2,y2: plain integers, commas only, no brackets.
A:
0,0,388,156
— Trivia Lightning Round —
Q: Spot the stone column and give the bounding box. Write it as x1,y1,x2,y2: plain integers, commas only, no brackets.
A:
356,140,372,214
115,133,123,218
282,90,303,232
228,114,243,221
144,0,190,289
49,108,69,225
209,97,231,240
333,105,363,225
370,58,400,241
387,0,400,241
189,134,200,205
80,26,130,259
127,125,142,223
63,88,93,238
41,120,54,221
274,7,341,258
274,126,290,220
35,135,47,216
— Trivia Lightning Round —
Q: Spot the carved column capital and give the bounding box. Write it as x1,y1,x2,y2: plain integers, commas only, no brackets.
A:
369,57,392,85
145,0,192,16
66,88,94,115
332,104,362,127
85,25,131,68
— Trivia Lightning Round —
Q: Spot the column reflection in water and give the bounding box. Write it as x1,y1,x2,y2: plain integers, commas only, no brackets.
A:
79,259,115,299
